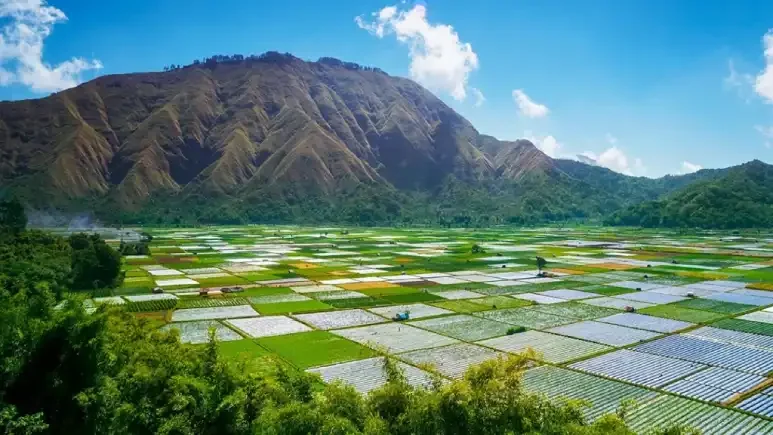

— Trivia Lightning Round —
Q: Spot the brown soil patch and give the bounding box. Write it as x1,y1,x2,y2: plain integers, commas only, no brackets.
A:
340,282,399,291
395,258,414,264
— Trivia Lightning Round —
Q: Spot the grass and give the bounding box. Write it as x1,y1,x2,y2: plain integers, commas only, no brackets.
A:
256,331,376,369
638,304,726,323
430,300,492,313
215,340,276,370
253,300,333,315
710,318,773,336
326,297,390,309
239,287,293,297
358,286,421,297
467,296,533,310
574,285,636,296
671,298,756,315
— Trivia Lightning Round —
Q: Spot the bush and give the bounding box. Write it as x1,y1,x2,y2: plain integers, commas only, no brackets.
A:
507,326,526,335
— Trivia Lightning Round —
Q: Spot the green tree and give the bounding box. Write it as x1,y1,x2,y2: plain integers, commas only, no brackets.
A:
536,256,547,273
0,198,27,236
69,234,122,290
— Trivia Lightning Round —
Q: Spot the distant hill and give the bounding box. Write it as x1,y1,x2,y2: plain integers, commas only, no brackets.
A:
606,160,773,228
0,52,763,226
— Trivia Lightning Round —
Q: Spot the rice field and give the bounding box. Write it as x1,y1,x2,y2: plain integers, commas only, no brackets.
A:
89,224,773,430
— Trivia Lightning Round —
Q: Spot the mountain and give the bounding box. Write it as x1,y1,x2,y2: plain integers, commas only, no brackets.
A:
607,160,773,228
0,52,757,226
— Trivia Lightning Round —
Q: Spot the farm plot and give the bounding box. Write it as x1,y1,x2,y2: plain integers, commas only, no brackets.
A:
294,309,386,330
522,365,658,421
477,307,574,330
510,293,566,304
711,318,773,336
627,394,773,435
332,323,458,353
307,357,434,394
161,320,242,344
177,297,250,309
686,326,773,350
399,343,503,379
478,330,611,363
368,303,452,320
639,305,725,323
736,388,773,418
226,316,311,338
672,298,756,314
530,303,620,321
409,314,511,341
537,289,600,300
580,297,654,310
739,310,773,324
547,321,660,346
429,290,485,300
257,330,375,369
248,293,311,304
634,334,773,375
615,291,687,305
663,367,765,403
313,291,369,300
704,292,773,306
597,313,694,333
569,349,706,388
171,305,259,322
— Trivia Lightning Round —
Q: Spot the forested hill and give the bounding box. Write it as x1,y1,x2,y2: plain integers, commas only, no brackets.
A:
606,160,773,228
0,51,765,227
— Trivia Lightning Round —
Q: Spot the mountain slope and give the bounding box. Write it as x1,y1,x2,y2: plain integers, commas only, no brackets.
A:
0,52,765,227
0,53,494,207
607,160,773,228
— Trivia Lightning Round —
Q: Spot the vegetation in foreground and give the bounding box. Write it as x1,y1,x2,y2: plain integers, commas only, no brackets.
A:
0,199,696,434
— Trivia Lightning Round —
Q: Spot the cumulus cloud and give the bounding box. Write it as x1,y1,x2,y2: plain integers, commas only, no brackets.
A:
356,4,479,101
681,161,702,174
0,0,102,93
523,131,562,158
512,89,549,118
755,31,773,103
471,87,485,107
581,146,645,176
754,125,773,148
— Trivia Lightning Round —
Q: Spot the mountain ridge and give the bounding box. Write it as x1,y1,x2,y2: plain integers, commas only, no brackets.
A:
0,52,765,227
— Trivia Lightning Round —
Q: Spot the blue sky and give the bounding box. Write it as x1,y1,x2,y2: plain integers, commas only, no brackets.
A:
2,0,773,177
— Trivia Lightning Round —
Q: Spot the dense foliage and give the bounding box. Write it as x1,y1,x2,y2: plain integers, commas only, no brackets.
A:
607,161,773,229
0,207,695,434
68,234,123,290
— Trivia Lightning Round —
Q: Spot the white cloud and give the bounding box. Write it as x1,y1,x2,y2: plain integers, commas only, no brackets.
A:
471,87,485,107
680,161,702,174
754,125,773,148
0,0,102,93
523,131,561,158
512,89,549,118
356,4,478,101
581,146,645,176
755,31,773,103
